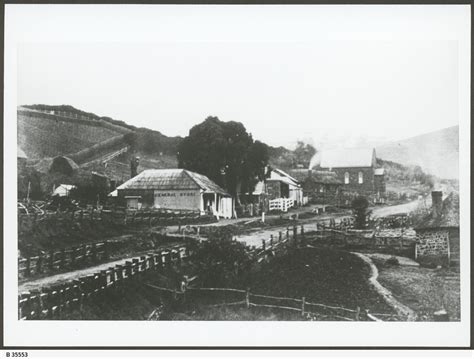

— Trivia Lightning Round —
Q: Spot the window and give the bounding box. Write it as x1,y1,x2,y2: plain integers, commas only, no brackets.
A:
344,172,350,184
358,171,364,184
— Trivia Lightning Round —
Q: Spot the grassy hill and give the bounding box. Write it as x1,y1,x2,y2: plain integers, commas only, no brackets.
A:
376,126,459,179
18,104,296,179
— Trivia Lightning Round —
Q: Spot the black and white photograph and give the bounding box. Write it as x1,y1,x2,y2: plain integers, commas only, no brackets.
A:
3,3,471,349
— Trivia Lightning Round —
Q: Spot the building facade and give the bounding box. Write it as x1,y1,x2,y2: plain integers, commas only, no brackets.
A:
316,148,386,201
415,191,460,266
290,169,342,205
114,169,235,218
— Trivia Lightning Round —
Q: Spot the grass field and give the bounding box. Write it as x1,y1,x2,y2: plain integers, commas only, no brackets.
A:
374,260,460,321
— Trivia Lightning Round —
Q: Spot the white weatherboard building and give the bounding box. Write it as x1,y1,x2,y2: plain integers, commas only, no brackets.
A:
113,169,235,218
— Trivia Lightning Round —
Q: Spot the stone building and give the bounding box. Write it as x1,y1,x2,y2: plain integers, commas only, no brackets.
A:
415,191,460,266
316,148,386,201
289,169,342,205
113,168,235,218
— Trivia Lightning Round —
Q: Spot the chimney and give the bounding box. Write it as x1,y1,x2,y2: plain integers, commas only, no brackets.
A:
431,191,443,219
130,156,139,178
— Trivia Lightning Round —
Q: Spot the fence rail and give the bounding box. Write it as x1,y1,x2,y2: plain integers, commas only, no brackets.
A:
18,245,190,320
269,198,295,212
18,242,109,278
146,285,390,321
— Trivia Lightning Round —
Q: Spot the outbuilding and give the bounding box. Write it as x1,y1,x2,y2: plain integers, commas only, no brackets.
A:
114,169,235,218
415,191,459,267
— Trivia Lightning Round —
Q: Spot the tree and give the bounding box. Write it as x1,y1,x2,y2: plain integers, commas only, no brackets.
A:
351,196,371,229
191,239,252,287
177,117,269,203
293,141,317,168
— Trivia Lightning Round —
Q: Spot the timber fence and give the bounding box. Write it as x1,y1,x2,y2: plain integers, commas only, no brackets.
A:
18,245,190,320
18,208,214,233
18,233,195,279
18,242,109,279
244,222,415,257
145,285,398,321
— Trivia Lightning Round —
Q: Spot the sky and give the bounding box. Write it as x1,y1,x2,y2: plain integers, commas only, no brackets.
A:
15,5,462,150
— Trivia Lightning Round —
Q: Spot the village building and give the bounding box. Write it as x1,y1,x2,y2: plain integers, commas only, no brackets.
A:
53,184,76,197
289,169,342,205
246,168,303,205
113,169,235,218
315,148,386,202
415,191,460,266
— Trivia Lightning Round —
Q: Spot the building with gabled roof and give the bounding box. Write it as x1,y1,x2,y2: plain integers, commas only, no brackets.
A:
289,169,343,205
315,147,385,201
113,169,234,218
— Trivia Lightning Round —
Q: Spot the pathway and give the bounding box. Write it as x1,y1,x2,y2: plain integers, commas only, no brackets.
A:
371,199,423,218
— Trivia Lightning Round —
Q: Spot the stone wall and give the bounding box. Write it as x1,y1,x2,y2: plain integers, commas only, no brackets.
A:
322,167,376,196
415,229,449,265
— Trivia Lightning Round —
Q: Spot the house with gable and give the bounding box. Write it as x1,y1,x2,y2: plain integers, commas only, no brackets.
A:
315,147,386,202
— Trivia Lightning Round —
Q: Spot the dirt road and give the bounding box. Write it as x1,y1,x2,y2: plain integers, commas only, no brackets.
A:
371,199,423,218
234,213,352,248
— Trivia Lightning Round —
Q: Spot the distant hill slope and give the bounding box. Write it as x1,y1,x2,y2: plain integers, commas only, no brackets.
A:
376,126,459,179
18,104,293,182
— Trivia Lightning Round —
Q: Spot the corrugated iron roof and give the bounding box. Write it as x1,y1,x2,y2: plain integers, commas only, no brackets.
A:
319,148,375,168
116,169,230,196
271,168,300,186
415,192,460,230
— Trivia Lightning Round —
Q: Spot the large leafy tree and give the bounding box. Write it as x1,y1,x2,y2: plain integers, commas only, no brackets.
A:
177,117,268,202
293,141,317,168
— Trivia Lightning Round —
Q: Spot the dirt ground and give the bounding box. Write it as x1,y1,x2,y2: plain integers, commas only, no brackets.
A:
374,261,460,321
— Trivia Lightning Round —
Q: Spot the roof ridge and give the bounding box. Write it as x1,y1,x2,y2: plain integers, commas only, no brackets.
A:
182,169,203,190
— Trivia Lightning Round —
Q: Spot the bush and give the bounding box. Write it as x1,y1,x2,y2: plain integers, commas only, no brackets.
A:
351,196,371,229
191,239,252,288
386,256,399,266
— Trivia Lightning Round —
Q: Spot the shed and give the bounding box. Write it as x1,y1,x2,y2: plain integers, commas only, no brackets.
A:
53,184,76,197
289,169,342,205
113,169,234,218
415,191,460,266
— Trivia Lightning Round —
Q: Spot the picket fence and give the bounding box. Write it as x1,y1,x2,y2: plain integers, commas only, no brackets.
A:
18,242,108,278
269,198,294,212
18,245,189,320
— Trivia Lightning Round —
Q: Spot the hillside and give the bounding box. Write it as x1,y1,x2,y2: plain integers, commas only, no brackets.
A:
18,104,294,183
376,126,459,179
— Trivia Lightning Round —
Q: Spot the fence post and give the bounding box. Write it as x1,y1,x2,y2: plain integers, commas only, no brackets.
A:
270,235,273,248
279,231,282,242
25,257,31,276
71,247,77,268
60,249,66,269
355,306,361,321
37,255,43,274
246,288,250,309
49,250,55,271
91,244,97,262
293,225,297,241
286,227,289,241
103,240,109,260
301,296,305,316
262,239,266,251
